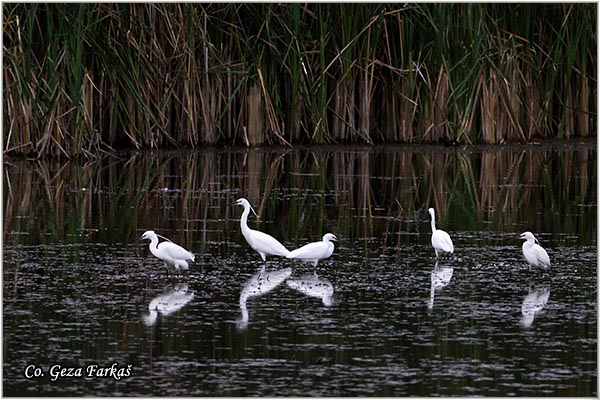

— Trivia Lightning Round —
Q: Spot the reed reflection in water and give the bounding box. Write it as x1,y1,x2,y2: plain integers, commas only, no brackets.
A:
4,141,595,248
2,141,596,397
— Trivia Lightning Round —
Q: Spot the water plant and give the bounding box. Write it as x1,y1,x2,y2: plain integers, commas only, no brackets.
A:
3,4,596,158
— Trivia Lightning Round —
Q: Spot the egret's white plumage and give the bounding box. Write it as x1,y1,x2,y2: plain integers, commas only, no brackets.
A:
428,208,454,257
287,233,337,267
235,198,290,261
520,231,550,269
139,230,195,271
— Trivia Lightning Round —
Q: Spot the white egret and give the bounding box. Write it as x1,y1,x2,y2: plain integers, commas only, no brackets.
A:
286,233,338,267
428,208,454,257
235,198,290,261
520,231,551,269
139,230,195,273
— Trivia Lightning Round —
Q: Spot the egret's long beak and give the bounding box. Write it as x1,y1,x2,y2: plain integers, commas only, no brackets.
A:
519,233,526,240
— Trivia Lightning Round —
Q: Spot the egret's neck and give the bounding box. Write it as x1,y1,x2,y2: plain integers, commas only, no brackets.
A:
430,217,437,233
148,236,159,255
240,206,251,234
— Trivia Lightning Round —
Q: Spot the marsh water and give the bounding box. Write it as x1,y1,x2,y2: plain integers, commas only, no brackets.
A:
3,141,597,396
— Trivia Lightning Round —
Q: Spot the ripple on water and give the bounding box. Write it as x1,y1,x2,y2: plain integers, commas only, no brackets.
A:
2,231,597,397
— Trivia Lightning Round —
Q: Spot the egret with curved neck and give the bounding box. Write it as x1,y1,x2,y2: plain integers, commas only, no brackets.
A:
139,230,195,274
520,231,550,269
235,198,290,262
287,233,338,267
428,208,454,258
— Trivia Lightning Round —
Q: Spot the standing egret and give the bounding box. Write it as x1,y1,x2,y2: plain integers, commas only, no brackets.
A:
139,230,195,274
520,231,551,269
287,233,337,267
428,208,454,257
235,198,290,261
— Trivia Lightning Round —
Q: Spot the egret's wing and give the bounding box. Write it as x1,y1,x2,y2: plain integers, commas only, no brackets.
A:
535,245,551,267
248,229,290,257
522,243,537,265
160,242,194,261
433,230,454,253
288,241,327,260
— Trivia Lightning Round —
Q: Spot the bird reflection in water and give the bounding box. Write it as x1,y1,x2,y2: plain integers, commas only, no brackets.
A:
143,284,195,326
286,272,334,307
427,261,454,310
237,266,292,330
521,285,551,328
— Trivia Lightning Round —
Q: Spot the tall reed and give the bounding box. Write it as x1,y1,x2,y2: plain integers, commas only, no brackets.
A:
3,4,596,158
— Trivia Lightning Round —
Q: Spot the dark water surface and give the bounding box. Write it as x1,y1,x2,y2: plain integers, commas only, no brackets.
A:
3,141,597,396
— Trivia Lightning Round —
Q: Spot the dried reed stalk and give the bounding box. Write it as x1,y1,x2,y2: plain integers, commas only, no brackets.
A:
2,4,595,158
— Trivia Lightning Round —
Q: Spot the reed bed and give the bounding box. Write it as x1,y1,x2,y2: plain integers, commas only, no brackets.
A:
3,4,596,158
